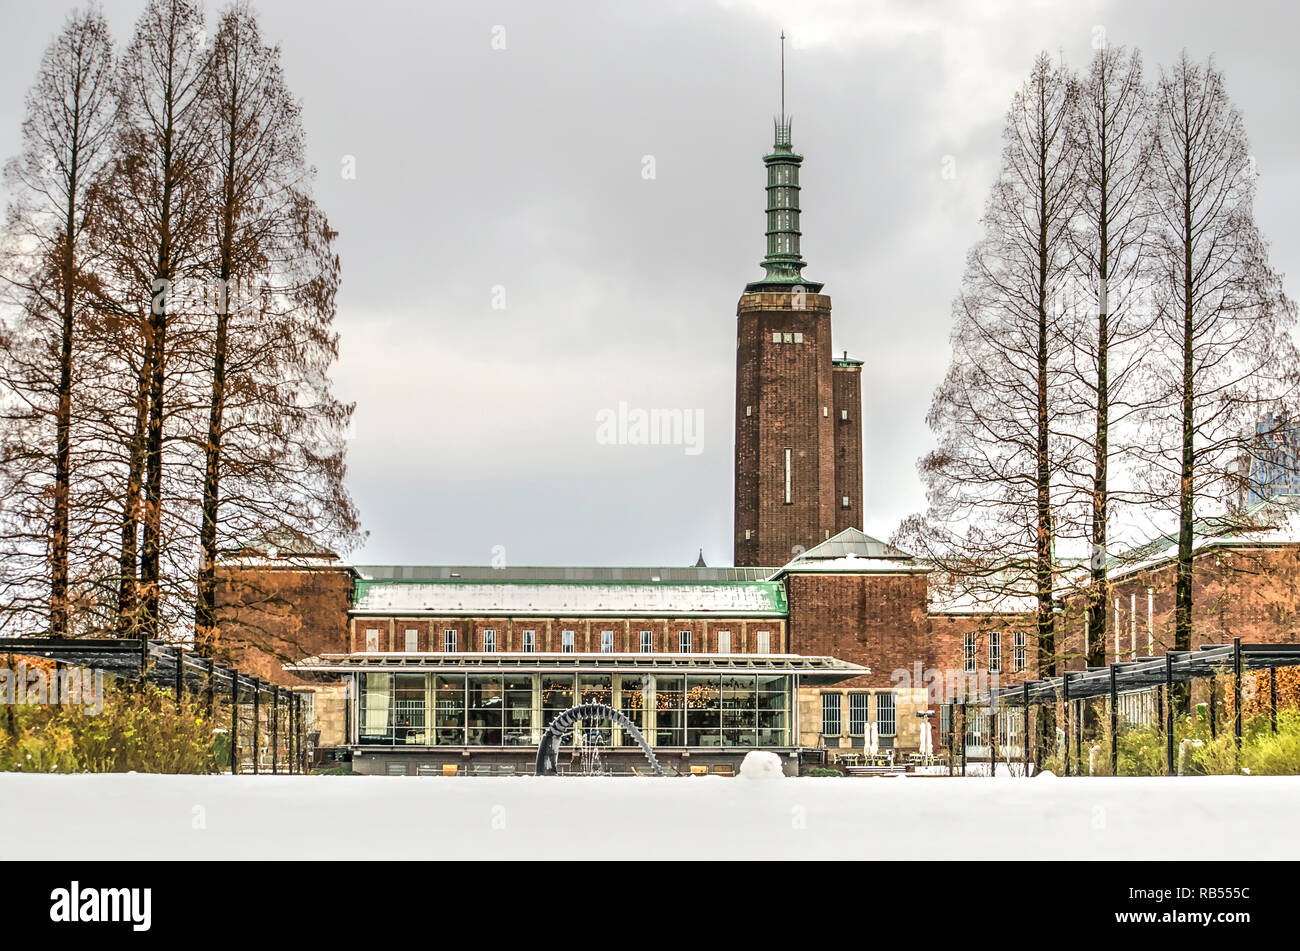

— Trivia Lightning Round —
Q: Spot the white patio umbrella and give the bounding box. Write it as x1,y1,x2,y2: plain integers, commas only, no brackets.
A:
867,722,879,756
919,721,933,757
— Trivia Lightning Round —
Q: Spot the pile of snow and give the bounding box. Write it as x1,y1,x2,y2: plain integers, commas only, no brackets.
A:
738,750,785,780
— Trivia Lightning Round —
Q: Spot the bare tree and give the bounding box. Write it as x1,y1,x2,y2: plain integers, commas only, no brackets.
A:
194,3,360,654
1143,53,1299,709
1063,44,1157,668
0,7,117,636
109,0,212,639
897,53,1081,761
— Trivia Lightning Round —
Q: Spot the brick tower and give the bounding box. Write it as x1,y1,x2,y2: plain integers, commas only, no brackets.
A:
733,108,863,568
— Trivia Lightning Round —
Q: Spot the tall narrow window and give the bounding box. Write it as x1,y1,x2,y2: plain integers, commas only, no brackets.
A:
1013,631,1027,672
1114,597,1121,660
848,693,869,737
483,629,496,653
876,692,897,737
365,628,380,652
821,692,841,739
1130,592,1138,660
561,630,575,653
989,631,1002,673
784,448,792,504
600,630,614,652
522,630,536,653
404,629,418,653
716,631,731,653
678,630,692,653
639,630,653,653
444,629,457,652
1147,587,1155,655
963,632,976,673
756,631,771,654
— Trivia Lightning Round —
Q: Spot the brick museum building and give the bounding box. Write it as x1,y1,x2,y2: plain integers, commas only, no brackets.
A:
215,112,1300,776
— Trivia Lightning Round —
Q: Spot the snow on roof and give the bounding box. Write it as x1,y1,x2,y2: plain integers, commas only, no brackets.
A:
354,565,776,582
926,564,1038,615
928,587,1038,615
1107,497,1300,583
351,579,788,617
770,527,921,577
780,554,928,574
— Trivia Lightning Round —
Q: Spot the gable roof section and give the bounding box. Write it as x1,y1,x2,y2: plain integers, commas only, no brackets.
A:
769,527,925,578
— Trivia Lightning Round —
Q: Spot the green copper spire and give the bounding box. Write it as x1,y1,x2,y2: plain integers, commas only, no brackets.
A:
745,35,822,294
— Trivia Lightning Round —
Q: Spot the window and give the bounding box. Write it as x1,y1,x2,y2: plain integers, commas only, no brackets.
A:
876,692,897,737
444,629,457,652
821,692,841,738
963,632,976,673
939,703,953,741
848,693,869,737
561,630,575,653
679,630,692,653
1114,596,1121,660
841,409,848,420
483,629,496,653
365,628,380,652
404,629,418,653
989,631,1002,673
639,630,653,653
793,332,803,343
784,448,792,504
600,630,614,652
716,631,731,653
1013,631,1027,671
522,629,535,653
772,332,781,343
1147,587,1156,655
756,631,771,654
842,496,850,508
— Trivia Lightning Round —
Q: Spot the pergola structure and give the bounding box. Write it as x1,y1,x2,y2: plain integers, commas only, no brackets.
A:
0,637,310,775
961,639,1300,777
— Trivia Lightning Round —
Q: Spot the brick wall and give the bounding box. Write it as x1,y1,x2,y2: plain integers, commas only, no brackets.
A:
213,564,354,686
831,363,863,534
785,570,935,688
1059,545,1300,666
734,291,838,567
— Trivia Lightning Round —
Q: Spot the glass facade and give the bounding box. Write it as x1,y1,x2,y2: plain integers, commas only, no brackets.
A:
356,671,793,748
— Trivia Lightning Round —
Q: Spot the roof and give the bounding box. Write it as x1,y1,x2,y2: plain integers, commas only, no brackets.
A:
1107,496,1300,583
284,651,870,684
350,579,789,617
353,565,775,582
770,527,924,577
926,564,1039,615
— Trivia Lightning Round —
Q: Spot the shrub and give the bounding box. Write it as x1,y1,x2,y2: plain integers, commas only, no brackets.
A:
1241,712,1300,775
0,681,218,774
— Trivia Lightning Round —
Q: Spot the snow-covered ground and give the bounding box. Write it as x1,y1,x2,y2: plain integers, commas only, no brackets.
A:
3,772,1297,860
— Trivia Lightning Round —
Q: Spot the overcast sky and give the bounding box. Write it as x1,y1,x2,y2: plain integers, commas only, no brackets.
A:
2,0,1299,568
